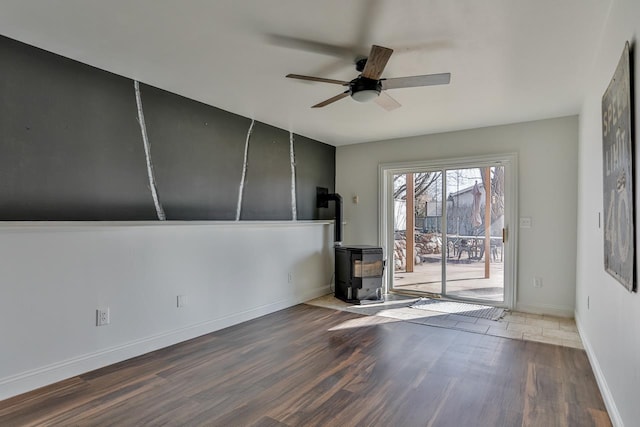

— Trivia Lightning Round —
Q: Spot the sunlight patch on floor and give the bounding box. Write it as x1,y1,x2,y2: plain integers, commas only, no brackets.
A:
307,293,583,349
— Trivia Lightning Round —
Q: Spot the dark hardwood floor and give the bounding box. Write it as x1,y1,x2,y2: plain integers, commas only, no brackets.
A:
0,304,610,426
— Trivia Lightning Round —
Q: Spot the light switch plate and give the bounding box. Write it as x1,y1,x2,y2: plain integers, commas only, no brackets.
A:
519,217,532,228
177,295,187,308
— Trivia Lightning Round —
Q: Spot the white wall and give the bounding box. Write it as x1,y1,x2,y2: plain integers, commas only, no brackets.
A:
336,116,578,316
0,221,333,400
576,0,640,425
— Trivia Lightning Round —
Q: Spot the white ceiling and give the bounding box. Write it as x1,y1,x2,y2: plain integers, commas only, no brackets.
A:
0,0,611,146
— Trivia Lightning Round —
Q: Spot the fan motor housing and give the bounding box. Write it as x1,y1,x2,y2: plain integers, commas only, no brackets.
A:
355,57,368,72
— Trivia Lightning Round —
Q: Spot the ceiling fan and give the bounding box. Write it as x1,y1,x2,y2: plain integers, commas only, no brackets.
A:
286,44,451,110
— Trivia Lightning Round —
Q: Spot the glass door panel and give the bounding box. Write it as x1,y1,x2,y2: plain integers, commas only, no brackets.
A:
389,164,506,305
392,171,444,296
445,166,504,302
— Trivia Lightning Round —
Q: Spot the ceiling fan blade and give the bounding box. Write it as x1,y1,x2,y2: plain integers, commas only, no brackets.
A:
286,74,349,85
375,92,402,111
312,91,350,108
267,34,355,59
382,73,451,90
361,45,393,80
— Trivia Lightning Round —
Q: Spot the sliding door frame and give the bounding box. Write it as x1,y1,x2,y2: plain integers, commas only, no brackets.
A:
378,153,518,309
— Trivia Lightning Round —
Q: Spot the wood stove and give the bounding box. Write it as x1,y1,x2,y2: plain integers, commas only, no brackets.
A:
335,245,384,304
316,188,385,304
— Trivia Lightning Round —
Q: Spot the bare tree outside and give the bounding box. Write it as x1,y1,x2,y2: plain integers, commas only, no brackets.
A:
393,172,441,199
394,172,442,218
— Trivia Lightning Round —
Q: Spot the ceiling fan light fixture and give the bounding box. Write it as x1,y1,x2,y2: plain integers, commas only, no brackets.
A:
350,77,382,103
351,89,380,102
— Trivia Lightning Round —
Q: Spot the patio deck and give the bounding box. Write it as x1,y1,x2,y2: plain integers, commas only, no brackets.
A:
393,254,504,302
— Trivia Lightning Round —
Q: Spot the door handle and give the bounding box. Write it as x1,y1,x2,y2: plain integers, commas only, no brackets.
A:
502,228,507,243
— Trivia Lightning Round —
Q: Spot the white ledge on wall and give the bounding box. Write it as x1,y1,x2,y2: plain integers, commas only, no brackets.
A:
0,220,334,232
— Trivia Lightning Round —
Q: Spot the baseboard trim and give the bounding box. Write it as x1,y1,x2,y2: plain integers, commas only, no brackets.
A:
515,302,574,317
574,310,623,427
0,285,329,401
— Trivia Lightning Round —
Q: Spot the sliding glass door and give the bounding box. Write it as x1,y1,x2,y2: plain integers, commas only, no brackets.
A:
379,155,516,307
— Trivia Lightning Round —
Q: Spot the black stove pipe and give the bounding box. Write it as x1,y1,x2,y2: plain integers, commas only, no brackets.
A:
317,188,343,246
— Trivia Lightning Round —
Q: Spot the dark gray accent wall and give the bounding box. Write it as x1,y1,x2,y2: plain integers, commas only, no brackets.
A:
240,122,292,220
0,37,157,220
294,134,336,221
140,84,251,220
0,35,335,220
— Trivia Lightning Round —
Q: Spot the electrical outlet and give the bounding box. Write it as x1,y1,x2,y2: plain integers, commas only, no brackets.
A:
533,277,543,288
177,295,187,308
96,308,110,326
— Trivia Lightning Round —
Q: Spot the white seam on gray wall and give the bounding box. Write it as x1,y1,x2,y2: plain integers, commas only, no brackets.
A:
290,131,297,221
236,119,255,221
134,80,166,221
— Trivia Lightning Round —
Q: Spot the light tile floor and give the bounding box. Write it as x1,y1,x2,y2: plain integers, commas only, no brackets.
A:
306,293,583,350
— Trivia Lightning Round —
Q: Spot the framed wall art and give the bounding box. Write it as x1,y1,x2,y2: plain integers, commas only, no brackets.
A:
602,41,636,292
